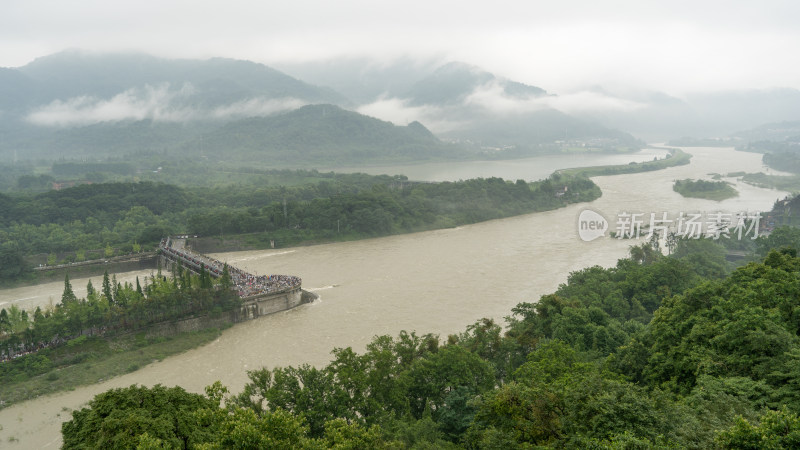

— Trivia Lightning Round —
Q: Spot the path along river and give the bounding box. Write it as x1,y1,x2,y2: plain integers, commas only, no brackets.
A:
0,147,790,447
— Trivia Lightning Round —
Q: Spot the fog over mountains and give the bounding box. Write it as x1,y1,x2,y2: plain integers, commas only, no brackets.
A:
2,50,800,164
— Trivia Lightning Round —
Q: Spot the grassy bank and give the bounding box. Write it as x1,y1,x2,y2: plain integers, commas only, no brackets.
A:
556,148,691,178
673,178,738,201
739,172,800,193
0,326,226,408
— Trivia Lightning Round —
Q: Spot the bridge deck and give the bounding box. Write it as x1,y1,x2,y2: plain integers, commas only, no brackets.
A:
158,237,301,298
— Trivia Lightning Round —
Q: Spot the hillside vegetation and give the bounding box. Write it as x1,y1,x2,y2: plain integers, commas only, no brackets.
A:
59,238,800,448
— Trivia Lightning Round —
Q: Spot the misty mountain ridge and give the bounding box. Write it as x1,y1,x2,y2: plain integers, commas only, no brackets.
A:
2,104,459,166
1,50,647,164
10,50,345,108
6,50,796,165
403,61,548,106
189,104,456,164
732,120,800,142
566,87,800,141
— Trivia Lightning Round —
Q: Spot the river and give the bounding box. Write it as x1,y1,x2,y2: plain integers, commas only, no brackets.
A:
0,147,788,447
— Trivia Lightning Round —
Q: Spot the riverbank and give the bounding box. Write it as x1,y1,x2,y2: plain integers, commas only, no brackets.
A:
188,176,603,253
555,148,691,177
0,253,158,290
740,172,800,193
0,326,226,408
187,188,602,253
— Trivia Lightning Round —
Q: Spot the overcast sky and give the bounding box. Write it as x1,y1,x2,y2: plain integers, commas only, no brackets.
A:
3,0,799,94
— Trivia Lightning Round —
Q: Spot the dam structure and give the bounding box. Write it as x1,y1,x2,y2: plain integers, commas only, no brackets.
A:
158,237,315,320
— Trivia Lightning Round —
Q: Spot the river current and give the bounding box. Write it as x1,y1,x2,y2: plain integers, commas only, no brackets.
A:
0,147,789,447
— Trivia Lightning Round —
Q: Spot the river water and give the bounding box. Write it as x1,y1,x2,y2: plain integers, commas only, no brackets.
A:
0,147,788,447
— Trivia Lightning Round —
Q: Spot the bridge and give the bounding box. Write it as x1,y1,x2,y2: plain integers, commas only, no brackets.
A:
158,237,313,318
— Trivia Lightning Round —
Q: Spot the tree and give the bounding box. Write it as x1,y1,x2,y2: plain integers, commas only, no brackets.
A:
402,344,495,419
102,270,112,301
112,274,120,306
61,384,218,449
0,245,30,281
0,308,9,334
220,264,232,292
716,407,800,449
61,274,77,305
198,407,319,449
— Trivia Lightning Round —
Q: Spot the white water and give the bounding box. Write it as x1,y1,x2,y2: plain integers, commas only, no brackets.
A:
0,147,788,447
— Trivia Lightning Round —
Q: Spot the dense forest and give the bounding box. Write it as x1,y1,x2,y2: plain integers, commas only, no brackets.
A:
0,172,599,283
59,236,800,448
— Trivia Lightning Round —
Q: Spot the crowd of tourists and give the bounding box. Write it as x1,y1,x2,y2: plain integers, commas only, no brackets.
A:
159,238,302,299
2,335,67,362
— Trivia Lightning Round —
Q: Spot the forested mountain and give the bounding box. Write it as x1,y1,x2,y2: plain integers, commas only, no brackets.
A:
191,104,456,164
4,105,457,164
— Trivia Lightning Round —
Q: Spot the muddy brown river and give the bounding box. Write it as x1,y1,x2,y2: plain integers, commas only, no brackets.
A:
0,147,788,447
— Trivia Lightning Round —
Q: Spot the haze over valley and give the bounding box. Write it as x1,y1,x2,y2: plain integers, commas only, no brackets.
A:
2,49,799,167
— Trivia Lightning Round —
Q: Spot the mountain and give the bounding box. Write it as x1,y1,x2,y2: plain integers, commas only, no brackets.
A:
189,104,457,165
404,61,547,106
13,50,346,106
731,120,800,143
437,109,641,150
0,68,43,111
1,51,641,165
273,57,442,105
567,88,800,141
731,121,800,159
1,105,457,166
274,58,634,152
387,62,639,150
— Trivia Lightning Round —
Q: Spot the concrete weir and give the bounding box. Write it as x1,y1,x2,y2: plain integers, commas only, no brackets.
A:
158,237,316,322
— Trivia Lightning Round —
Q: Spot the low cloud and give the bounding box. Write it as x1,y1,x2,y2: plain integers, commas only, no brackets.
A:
463,81,549,115
26,84,195,126
357,84,646,135
356,96,466,133
211,97,305,119
464,81,645,115
26,84,304,127
544,91,645,114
